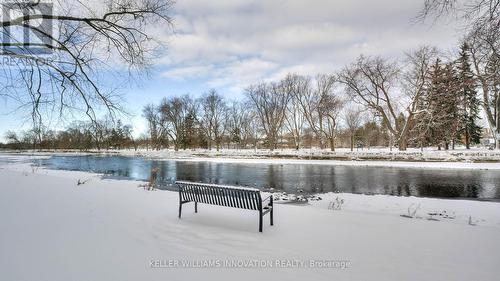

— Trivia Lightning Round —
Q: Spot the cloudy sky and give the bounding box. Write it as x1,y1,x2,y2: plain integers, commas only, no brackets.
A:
0,0,463,140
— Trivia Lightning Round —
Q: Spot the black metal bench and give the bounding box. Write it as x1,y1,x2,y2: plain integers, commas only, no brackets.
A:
176,181,274,232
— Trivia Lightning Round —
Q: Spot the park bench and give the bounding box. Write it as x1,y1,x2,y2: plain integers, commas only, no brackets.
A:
176,181,274,232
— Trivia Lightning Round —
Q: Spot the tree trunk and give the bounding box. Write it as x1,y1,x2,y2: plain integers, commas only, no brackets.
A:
350,134,354,151
398,137,407,151
330,137,335,152
398,124,410,151
495,86,499,150
465,127,470,149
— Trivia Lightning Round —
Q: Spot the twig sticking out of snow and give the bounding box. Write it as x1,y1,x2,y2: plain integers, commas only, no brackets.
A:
77,179,90,186
468,216,477,226
401,203,421,218
427,210,456,220
410,203,420,217
328,197,344,210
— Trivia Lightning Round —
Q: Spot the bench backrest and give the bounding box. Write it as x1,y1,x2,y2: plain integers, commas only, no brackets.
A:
176,181,262,210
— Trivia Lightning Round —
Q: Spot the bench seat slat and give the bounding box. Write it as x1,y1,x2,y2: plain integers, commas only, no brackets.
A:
204,186,211,204
189,185,195,202
210,187,218,205
243,190,250,209
241,190,249,209
219,187,226,206
251,192,258,210
230,189,238,208
199,185,205,203
235,189,242,208
248,191,255,210
243,192,249,209
242,192,250,209
237,189,245,209
250,192,258,210
209,187,216,205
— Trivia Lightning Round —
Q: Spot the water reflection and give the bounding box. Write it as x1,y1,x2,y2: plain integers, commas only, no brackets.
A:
33,155,500,200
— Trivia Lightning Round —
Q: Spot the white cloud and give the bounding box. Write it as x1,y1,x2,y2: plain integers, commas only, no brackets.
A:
207,58,278,89
157,0,463,93
161,65,214,81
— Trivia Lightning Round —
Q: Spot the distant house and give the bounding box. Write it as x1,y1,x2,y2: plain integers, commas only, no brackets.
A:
480,128,495,148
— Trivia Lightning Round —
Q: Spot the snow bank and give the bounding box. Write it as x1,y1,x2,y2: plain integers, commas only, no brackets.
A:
3,149,500,170
167,157,500,170
1,163,499,281
118,147,500,163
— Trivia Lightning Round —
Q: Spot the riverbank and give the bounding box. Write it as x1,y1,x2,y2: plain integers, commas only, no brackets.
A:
1,162,499,281
123,147,500,163
3,148,500,170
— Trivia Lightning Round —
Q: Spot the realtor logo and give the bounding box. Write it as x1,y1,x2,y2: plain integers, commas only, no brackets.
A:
1,1,54,55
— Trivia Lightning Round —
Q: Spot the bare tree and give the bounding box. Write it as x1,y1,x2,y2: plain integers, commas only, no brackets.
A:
199,89,227,151
400,46,440,148
142,104,162,150
283,74,306,150
316,74,343,151
469,36,500,148
241,108,260,150
294,74,341,150
226,100,254,149
159,95,194,151
4,130,21,149
245,81,291,150
338,54,433,150
344,107,363,151
417,0,499,44
338,56,399,149
0,0,174,129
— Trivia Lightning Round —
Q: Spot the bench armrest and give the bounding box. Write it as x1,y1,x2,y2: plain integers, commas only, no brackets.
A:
262,195,272,202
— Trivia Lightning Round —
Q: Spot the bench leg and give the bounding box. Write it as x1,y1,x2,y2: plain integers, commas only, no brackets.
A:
195,202,198,213
259,211,263,232
270,196,274,226
178,203,182,219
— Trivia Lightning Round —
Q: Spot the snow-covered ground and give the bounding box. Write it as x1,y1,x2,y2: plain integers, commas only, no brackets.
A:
1,162,499,281
121,147,500,163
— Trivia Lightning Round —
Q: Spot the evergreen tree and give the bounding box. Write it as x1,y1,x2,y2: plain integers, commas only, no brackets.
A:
422,58,446,148
455,42,482,148
441,63,461,149
180,112,196,150
416,59,460,150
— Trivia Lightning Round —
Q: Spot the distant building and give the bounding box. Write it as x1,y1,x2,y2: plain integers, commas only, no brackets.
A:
480,128,495,148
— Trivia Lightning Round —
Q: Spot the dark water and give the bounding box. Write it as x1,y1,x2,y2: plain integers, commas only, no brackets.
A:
28,155,500,200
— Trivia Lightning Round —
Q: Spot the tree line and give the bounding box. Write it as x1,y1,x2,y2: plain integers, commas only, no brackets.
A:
2,119,137,151
141,42,494,151
2,41,496,152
